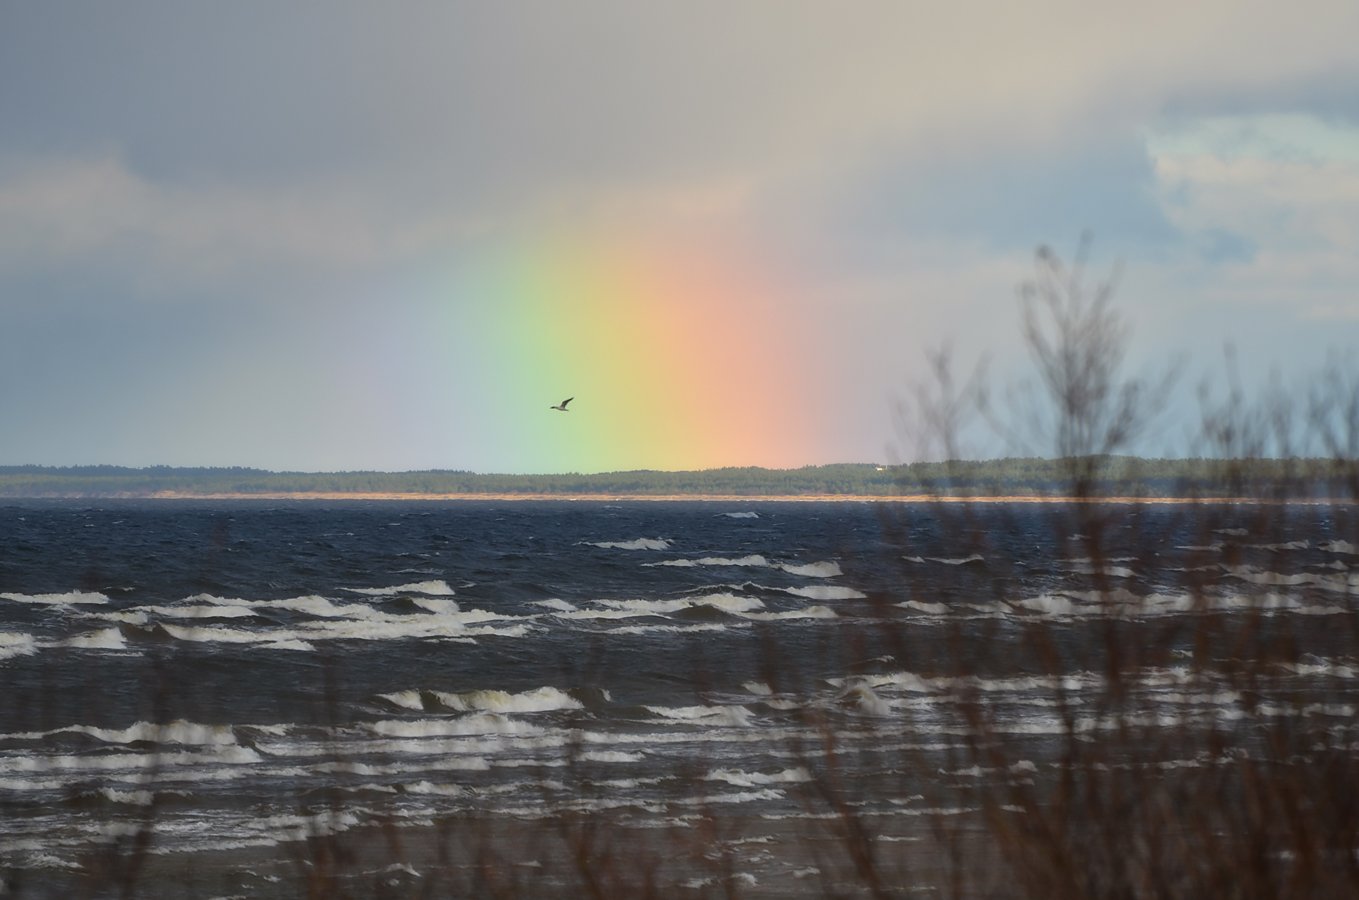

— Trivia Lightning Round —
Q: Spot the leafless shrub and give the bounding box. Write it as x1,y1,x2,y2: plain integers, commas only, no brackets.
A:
864,240,1359,899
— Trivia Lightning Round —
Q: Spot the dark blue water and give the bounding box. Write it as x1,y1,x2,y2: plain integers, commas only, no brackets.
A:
1,499,1354,892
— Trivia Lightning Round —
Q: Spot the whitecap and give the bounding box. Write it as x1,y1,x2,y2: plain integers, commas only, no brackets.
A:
704,767,811,787
533,598,577,612
1248,540,1311,552
838,683,892,716
928,555,985,566
643,705,753,726
899,600,949,615
646,554,769,569
56,628,128,651
428,686,582,714
56,719,239,746
377,690,427,711
584,538,671,551
571,594,766,619
261,639,316,651
0,590,109,606
366,714,547,738
778,560,843,578
341,580,456,597
783,585,866,601
608,623,737,635
257,595,365,617
718,512,760,519
99,788,155,806
0,745,262,773
402,781,467,796
0,631,37,660
1011,594,1083,616
578,750,645,763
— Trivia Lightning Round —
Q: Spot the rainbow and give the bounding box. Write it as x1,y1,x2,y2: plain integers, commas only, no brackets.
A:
436,230,825,473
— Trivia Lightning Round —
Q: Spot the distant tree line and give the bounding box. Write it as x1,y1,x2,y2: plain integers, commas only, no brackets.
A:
0,456,1350,499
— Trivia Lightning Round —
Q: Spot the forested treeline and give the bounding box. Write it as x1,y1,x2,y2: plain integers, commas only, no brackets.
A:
0,456,1350,498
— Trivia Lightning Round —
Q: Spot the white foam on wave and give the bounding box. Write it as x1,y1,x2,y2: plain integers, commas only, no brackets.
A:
718,512,760,519
564,593,767,619
646,555,843,578
1064,560,1137,578
837,683,893,715
377,690,426,711
0,631,37,660
99,788,156,806
150,601,531,650
175,592,369,619
402,781,468,797
1,591,109,606
1284,659,1359,679
341,580,457,597
1322,540,1359,555
259,595,366,617
533,598,577,612
56,628,128,651
1009,590,1278,618
1223,566,1359,594
0,745,261,774
1248,540,1310,552
900,600,949,614
826,671,937,694
644,705,753,727
261,639,318,651
705,767,811,787
783,585,866,601
906,555,985,566
429,686,583,714
585,538,671,551
650,554,768,568
367,714,548,739
1012,594,1084,617
609,623,739,635
579,750,645,763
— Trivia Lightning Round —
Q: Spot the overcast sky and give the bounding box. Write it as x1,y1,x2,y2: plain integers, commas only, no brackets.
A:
3,2,1358,472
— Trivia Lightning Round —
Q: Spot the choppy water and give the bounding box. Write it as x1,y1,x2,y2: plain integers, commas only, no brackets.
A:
1,499,1356,893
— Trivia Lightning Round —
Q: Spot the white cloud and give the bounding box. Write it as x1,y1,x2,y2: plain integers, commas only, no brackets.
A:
1146,114,1359,318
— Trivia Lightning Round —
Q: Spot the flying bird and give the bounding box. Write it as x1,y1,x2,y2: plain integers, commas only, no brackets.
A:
550,397,574,412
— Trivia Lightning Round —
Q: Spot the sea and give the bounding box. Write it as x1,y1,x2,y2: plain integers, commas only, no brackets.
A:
0,499,1355,896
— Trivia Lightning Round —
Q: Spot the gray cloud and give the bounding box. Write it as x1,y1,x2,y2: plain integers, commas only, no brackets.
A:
4,2,1359,469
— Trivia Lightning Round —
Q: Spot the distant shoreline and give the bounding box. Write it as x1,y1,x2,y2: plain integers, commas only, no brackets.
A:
4,459,1351,503
7,490,1343,505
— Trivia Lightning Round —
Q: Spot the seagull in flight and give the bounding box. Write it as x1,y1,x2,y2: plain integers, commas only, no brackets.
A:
550,397,574,412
